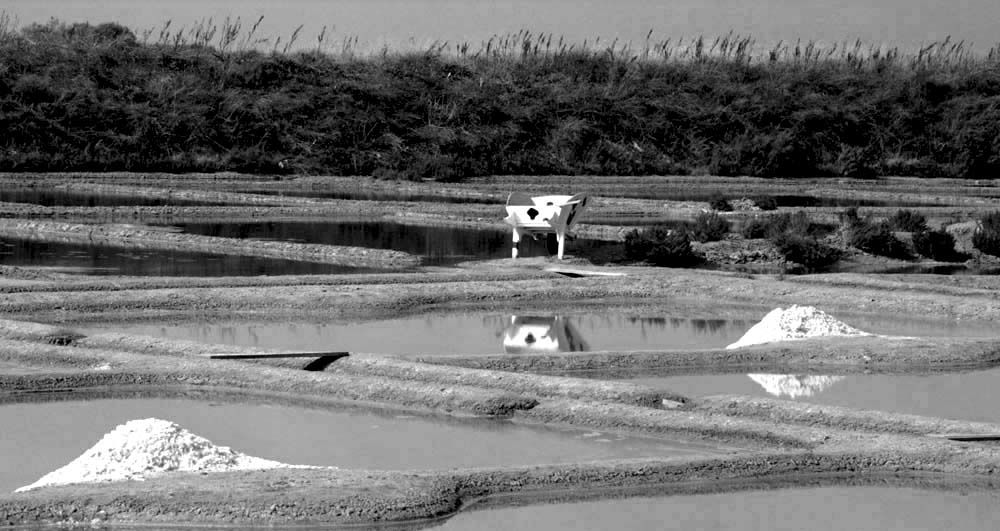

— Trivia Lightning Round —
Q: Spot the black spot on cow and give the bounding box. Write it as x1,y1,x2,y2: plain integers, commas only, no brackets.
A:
524,333,536,344
527,208,539,220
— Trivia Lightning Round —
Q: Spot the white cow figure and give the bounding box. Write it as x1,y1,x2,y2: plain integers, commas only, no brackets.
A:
503,192,589,259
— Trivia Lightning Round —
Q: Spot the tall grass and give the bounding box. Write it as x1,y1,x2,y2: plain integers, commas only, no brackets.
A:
3,16,1000,178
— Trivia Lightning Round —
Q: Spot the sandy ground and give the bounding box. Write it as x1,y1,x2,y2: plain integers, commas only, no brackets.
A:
2,173,1000,527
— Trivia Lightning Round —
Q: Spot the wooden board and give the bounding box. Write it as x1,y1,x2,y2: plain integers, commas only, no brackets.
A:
927,433,1000,441
209,351,349,360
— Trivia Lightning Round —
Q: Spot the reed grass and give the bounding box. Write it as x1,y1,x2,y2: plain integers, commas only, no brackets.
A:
3,15,1000,178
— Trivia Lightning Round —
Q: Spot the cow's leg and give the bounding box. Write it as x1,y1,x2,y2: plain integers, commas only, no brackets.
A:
556,231,566,259
512,228,521,259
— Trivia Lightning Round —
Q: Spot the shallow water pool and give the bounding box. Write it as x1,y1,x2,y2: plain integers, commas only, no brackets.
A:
0,238,374,276
98,309,1000,357
0,189,232,207
0,396,722,494
631,367,1000,424
97,313,758,355
430,486,1000,531
170,221,613,265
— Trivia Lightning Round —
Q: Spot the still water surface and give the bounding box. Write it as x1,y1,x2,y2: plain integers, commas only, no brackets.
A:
0,238,370,276
0,397,719,493
633,368,1000,424
102,314,757,355
431,487,1000,531
172,221,612,265
98,310,998,356
0,189,231,207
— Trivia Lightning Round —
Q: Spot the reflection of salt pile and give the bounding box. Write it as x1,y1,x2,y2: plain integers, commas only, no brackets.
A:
747,374,846,398
726,305,871,350
16,418,317,493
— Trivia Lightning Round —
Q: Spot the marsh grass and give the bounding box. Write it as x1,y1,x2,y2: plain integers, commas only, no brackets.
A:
3,15,1000,177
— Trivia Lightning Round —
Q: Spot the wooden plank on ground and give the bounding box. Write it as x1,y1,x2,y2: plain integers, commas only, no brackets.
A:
927,433,1000,441
209,351,350,360
545,267,627,278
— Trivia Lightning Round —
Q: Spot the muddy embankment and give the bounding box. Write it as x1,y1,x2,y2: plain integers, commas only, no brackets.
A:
4,264,1000,324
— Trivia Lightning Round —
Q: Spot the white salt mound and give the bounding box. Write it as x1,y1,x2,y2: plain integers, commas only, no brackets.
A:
726,305,870,350
16,418,316,493
747,374,846,399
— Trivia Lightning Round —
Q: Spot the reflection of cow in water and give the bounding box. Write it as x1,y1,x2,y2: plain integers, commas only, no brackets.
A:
502,316,590,354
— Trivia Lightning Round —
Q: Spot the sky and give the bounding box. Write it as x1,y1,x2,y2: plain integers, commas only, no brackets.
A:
3,0,998,53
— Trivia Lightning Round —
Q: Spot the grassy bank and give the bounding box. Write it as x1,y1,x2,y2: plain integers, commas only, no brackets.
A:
3,19,1000,179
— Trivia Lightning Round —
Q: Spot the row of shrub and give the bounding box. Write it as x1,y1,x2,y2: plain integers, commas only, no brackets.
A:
4,20,1000,177
623,207,1000,270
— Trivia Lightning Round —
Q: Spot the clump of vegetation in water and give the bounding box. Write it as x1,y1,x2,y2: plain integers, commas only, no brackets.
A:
889,209,928,232
624,226,702,267
771,233,843,271
3,19,1000,178
750,195,778,211
688,211,731,242
741,210,841,271
972,212,1000,257
913,228,963,262
742,210,825,239
847,219,911,259
707,193,733,212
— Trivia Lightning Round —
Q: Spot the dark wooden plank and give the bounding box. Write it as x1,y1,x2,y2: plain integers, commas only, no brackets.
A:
209,351,350,360
928,433,1000,441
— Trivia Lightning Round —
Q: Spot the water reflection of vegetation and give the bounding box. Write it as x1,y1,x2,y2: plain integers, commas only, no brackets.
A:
626,316,749,335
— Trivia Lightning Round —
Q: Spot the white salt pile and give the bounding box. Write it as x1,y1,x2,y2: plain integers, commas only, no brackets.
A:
747,374,846,399
16,418,317,493
726,305,871,350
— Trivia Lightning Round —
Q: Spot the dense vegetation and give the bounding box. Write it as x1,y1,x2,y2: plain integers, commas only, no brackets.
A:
973,212,1000,257
4,19,1000,178
912,228,961,261
624,226,701,267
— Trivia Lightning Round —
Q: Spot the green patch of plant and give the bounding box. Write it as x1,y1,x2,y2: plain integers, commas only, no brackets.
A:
2,20,1000,177
848,220,911,259
688,211,731,242
624,226,702,267
750,195,778,211
888,209,928,232
741,211,819,239
771,233,843,271
707,193,732,212
972,211,1000,257
912,228,963,262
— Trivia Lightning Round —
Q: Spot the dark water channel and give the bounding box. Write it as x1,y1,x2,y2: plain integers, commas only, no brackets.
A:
431,486,1000,531
171,221,615,265
0,397,721,493
0,189,233,207
0,238,371,276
